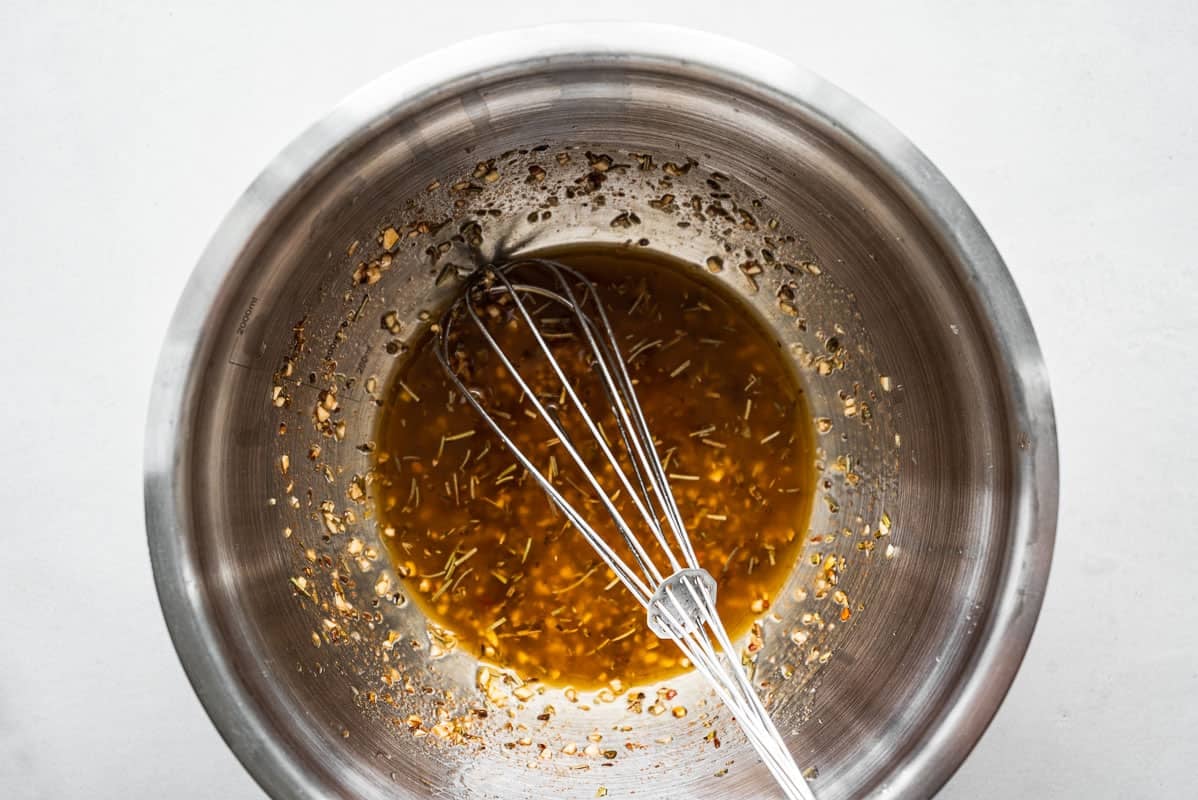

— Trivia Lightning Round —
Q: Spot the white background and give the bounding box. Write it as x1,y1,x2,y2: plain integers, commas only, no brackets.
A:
2,1,1195,797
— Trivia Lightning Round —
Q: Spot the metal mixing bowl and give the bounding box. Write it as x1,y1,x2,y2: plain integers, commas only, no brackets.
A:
145,24,1057,800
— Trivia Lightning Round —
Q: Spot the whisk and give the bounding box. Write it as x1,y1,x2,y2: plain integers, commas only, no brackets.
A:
434,258,816,800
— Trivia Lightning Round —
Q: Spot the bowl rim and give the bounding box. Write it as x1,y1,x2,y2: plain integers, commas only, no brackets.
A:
144,22,1058,799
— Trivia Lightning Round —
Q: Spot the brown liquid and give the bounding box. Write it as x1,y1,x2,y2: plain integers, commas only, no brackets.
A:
372,244,815,688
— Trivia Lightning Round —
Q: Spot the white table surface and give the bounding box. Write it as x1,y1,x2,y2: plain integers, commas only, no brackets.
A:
2,1,1195,797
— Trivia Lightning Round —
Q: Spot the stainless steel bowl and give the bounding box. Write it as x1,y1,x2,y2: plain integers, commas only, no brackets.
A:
146,24,1057,800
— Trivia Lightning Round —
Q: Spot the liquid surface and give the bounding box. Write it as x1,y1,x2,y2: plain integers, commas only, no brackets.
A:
372,245,815,688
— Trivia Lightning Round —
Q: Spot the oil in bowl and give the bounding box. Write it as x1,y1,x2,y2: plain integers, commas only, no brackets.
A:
371,243,816,688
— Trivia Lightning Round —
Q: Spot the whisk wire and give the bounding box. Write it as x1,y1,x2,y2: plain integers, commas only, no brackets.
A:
478,266,675,583
517,262,689,575
530,260,701,564
442,297,657,605
487,263,697,583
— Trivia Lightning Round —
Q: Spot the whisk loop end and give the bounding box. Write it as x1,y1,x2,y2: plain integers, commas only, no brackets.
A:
646,568,718,640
